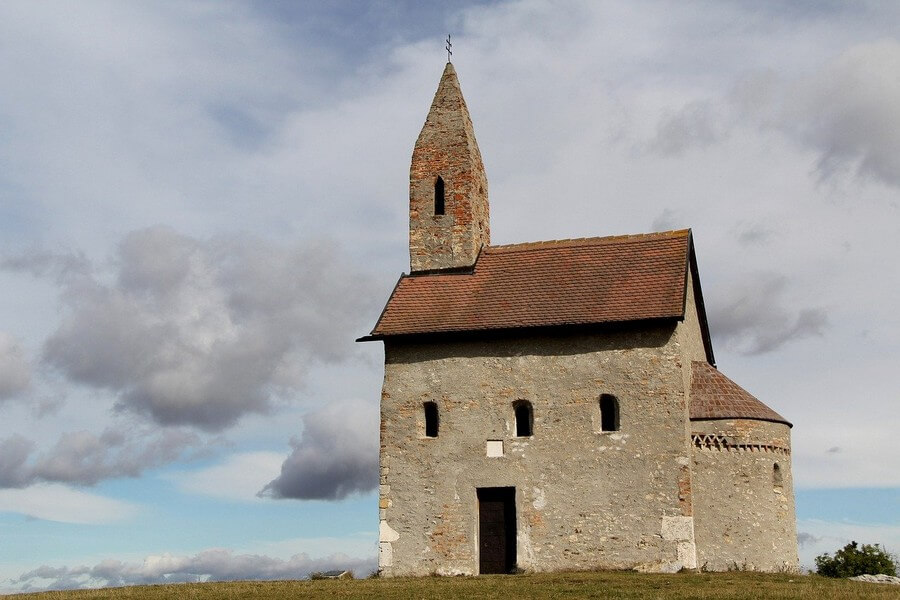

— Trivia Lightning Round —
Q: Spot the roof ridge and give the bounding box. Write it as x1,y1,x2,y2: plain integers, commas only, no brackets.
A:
486,230,690,253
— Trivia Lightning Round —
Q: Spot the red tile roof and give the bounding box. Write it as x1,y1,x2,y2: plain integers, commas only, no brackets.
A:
368,230,692,337
690,361,790,425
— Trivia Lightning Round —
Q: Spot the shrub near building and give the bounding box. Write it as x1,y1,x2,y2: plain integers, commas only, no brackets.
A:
815,541,897,578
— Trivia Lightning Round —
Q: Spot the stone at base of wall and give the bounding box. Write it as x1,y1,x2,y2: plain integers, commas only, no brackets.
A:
660,516,697,570
677,541,697,569
379,542,393,567
850,574,900,585
633,561,684,574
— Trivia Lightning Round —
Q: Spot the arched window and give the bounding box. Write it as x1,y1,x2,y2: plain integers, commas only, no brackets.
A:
599,394,619,432
773,463,783,489
434,176,445,215
513,400,533,437
424,401,439,438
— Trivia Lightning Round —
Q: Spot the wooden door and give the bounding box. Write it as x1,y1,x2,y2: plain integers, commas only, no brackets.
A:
478,487,516,574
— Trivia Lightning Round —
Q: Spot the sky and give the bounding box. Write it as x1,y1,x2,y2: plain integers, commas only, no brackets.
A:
1,0,899,592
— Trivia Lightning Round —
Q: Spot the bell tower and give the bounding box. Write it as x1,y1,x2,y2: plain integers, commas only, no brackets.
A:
409,62,490,272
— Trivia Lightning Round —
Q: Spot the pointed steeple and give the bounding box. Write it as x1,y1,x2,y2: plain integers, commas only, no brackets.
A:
409,62,490,272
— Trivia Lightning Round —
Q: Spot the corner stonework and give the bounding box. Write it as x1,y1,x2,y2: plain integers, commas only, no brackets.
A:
661,515,697,570
379,520,400,568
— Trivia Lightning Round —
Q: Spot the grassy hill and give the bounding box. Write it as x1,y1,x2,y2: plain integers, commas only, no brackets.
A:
10,571,900,599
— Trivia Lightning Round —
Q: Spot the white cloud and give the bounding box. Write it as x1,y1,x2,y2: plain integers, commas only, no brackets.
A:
170,452,284,502
796,519,900,572
12,547,376,592
793,427,900,489
246,534,377,563
0,426,208,489
0,483,138,524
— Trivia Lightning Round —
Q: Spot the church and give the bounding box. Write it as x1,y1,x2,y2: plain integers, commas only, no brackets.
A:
359,62,798,576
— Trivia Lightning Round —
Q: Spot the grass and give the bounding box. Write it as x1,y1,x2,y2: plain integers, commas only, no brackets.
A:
10,571,899,600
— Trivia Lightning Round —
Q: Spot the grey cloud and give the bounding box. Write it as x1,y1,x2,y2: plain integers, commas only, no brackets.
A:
32,428,203,486
39,226,376,431
727,40,900,188
733,222,774,246
782,39,900,187
650,208,686,232
1,251,91,283
708,272,828,355
0,332,31,399
260,399,378,501
650,101,726,156
654,39,900,189
14,548,376,591
0,427,203,488
0,435,35,487
797,532,821,548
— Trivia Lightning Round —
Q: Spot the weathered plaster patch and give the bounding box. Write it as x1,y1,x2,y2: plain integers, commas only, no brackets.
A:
380,520,400,542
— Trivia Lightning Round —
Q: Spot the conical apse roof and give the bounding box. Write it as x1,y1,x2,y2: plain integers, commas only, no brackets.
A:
690,361,790,426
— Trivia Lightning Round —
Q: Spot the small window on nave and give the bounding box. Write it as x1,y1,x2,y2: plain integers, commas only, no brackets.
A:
513,400,533,437
424,401,439,438
599,394,619,432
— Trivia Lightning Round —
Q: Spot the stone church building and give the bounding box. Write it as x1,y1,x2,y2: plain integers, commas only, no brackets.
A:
359,63,798,575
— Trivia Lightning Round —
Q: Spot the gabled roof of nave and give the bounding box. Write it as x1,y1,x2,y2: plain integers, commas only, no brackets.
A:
364,229,714,360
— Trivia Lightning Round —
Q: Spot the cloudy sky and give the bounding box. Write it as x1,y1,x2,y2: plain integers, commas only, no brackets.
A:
1,0,898,591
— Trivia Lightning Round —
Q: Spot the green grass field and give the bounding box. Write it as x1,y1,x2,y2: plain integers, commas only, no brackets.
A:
10,571,899,600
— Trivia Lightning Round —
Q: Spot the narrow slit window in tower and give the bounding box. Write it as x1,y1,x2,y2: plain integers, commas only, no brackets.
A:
513,400,533,437
434,176,445,215
773,463,783,490
424,401,439,438
600,394,619,432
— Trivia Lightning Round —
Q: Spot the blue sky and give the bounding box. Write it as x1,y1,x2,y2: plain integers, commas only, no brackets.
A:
1,0,899,592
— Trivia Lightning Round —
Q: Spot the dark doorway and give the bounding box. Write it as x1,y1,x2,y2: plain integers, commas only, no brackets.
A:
477,487,516,574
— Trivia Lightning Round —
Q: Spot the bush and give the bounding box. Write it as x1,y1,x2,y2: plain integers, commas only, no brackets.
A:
814,541,897,578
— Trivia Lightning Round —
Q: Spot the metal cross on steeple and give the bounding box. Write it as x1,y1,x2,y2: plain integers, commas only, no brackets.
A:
445,34,452,62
